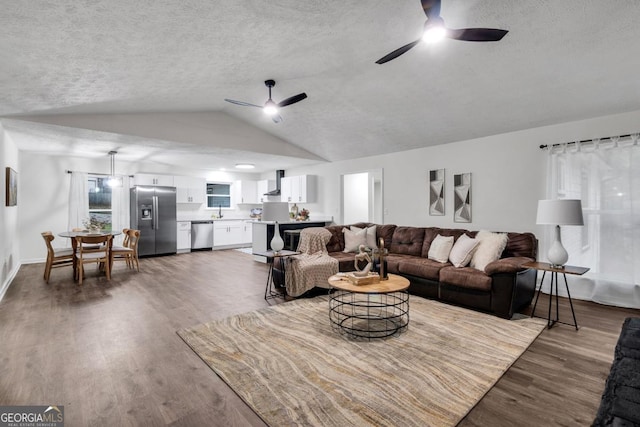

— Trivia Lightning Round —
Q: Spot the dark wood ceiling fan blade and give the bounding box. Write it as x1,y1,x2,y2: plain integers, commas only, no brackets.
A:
421,0,441,19
224,98,263,108
277,93,307,108
375,39,420,64
447,28,508,42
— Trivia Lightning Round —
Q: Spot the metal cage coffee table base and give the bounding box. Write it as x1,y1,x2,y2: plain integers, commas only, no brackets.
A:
329,290,409,340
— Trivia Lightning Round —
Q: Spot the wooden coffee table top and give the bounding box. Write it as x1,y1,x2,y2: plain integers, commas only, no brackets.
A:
328,273,409,294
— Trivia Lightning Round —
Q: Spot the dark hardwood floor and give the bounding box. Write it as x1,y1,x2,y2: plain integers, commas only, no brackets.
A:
0,250,637,426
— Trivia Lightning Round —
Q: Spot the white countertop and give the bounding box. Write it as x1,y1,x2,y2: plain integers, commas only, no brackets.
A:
178,216,333,223
177,218,256,222
249,218,333,225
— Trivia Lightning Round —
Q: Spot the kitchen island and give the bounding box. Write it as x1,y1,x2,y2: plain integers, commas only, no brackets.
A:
251,219,333,263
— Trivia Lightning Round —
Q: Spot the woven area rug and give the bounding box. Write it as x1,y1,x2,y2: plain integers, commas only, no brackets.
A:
178,296,546,427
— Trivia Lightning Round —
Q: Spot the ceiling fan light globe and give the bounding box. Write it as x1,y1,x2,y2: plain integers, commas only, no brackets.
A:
263,100,278,116
423,25,446,43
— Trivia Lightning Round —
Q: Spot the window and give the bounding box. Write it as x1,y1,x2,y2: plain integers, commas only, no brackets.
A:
546,137,640,307
207,183,231,208
88,176,113,231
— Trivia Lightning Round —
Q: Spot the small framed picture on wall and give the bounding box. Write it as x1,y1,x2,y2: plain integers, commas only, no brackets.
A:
454,172,471,223
429,169,445,216
5,167,17,207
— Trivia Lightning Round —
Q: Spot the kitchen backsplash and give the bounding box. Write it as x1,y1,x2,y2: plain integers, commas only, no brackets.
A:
177,203,255,221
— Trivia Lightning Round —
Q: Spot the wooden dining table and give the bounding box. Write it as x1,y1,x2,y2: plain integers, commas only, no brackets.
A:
58,230,122,280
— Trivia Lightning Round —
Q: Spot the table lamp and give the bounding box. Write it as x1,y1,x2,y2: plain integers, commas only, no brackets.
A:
536,199,584,267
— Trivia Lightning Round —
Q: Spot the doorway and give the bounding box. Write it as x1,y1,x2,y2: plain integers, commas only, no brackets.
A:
341,169,383,224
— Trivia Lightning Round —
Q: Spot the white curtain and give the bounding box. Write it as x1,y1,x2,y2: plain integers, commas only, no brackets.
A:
111,175,130,245
543,134,640,308
68,172,89,231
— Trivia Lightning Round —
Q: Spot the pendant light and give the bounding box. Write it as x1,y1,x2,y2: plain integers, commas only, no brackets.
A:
107,150,122,187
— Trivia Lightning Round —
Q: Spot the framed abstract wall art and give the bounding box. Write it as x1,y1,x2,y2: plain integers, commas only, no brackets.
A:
5,167,17,207
454,172,471,223
429,169,445,216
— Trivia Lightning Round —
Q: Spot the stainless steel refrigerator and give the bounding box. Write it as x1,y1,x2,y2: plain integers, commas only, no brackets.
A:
130,186,177,256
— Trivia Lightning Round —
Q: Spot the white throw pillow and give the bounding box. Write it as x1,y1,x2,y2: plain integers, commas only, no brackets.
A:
470,230,509,271
427,234,455,263
448,234,480,268
343,227,367,253
350,225,377,249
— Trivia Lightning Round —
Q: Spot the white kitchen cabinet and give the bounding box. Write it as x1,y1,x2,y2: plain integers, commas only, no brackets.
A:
134,173,174,187
280,176,293,203
256,179,276,203
213,221,244,247
234,180,258,204
177,221,191,253
298,175,316,203
175,176,205,203
242,221,253,244
280,175,316,203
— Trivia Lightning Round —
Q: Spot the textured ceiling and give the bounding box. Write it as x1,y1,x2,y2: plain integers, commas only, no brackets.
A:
2,1,640,172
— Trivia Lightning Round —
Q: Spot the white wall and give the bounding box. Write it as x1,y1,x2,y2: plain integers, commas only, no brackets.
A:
17,152,261,262
12,108,640,267
1,124,20,300
283,109,640,238
176,169,262,221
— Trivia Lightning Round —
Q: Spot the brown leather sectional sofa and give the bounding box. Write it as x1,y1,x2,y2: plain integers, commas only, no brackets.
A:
325,223,538,319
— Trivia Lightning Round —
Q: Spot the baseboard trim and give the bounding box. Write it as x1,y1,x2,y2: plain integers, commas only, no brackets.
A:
20,258,46,265
0,262,21,303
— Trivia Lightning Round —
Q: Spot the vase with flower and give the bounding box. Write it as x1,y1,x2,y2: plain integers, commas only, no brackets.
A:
298,208,310,221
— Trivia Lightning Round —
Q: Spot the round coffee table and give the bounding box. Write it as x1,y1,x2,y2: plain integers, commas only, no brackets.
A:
328,273,410,340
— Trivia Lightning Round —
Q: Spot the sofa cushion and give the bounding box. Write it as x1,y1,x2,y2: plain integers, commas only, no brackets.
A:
421,228,468,258
351,225,377,249
503,232,538,259
329,251,358,272
385,254,423,275
428,234,455,263
470,230,509,271
448,234,479,267
398,258,448,281
343,227,367,252
440,266,492,292
389,227,425,256
377,224,397,249
325,225,346,253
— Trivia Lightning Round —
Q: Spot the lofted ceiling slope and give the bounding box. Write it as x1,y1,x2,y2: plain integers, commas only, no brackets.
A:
2,1,640,171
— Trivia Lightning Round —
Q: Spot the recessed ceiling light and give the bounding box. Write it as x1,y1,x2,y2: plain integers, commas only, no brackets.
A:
235,163,255,169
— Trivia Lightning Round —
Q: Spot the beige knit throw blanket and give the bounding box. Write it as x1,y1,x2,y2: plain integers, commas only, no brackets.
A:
285,227,338,297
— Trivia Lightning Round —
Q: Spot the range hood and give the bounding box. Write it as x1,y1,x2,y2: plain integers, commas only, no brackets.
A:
264,170,285,196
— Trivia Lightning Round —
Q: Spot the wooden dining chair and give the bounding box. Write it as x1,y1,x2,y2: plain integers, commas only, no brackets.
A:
111,228,139,271
72,227,102,250
110,228,129,252
75,234,113,285
41,231,74,283
127,229,140,272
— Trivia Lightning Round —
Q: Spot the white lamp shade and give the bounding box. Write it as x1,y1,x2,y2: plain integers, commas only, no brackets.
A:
536,199,584,226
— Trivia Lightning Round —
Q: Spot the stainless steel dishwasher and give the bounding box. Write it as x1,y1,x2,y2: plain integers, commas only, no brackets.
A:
191,221,213,249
